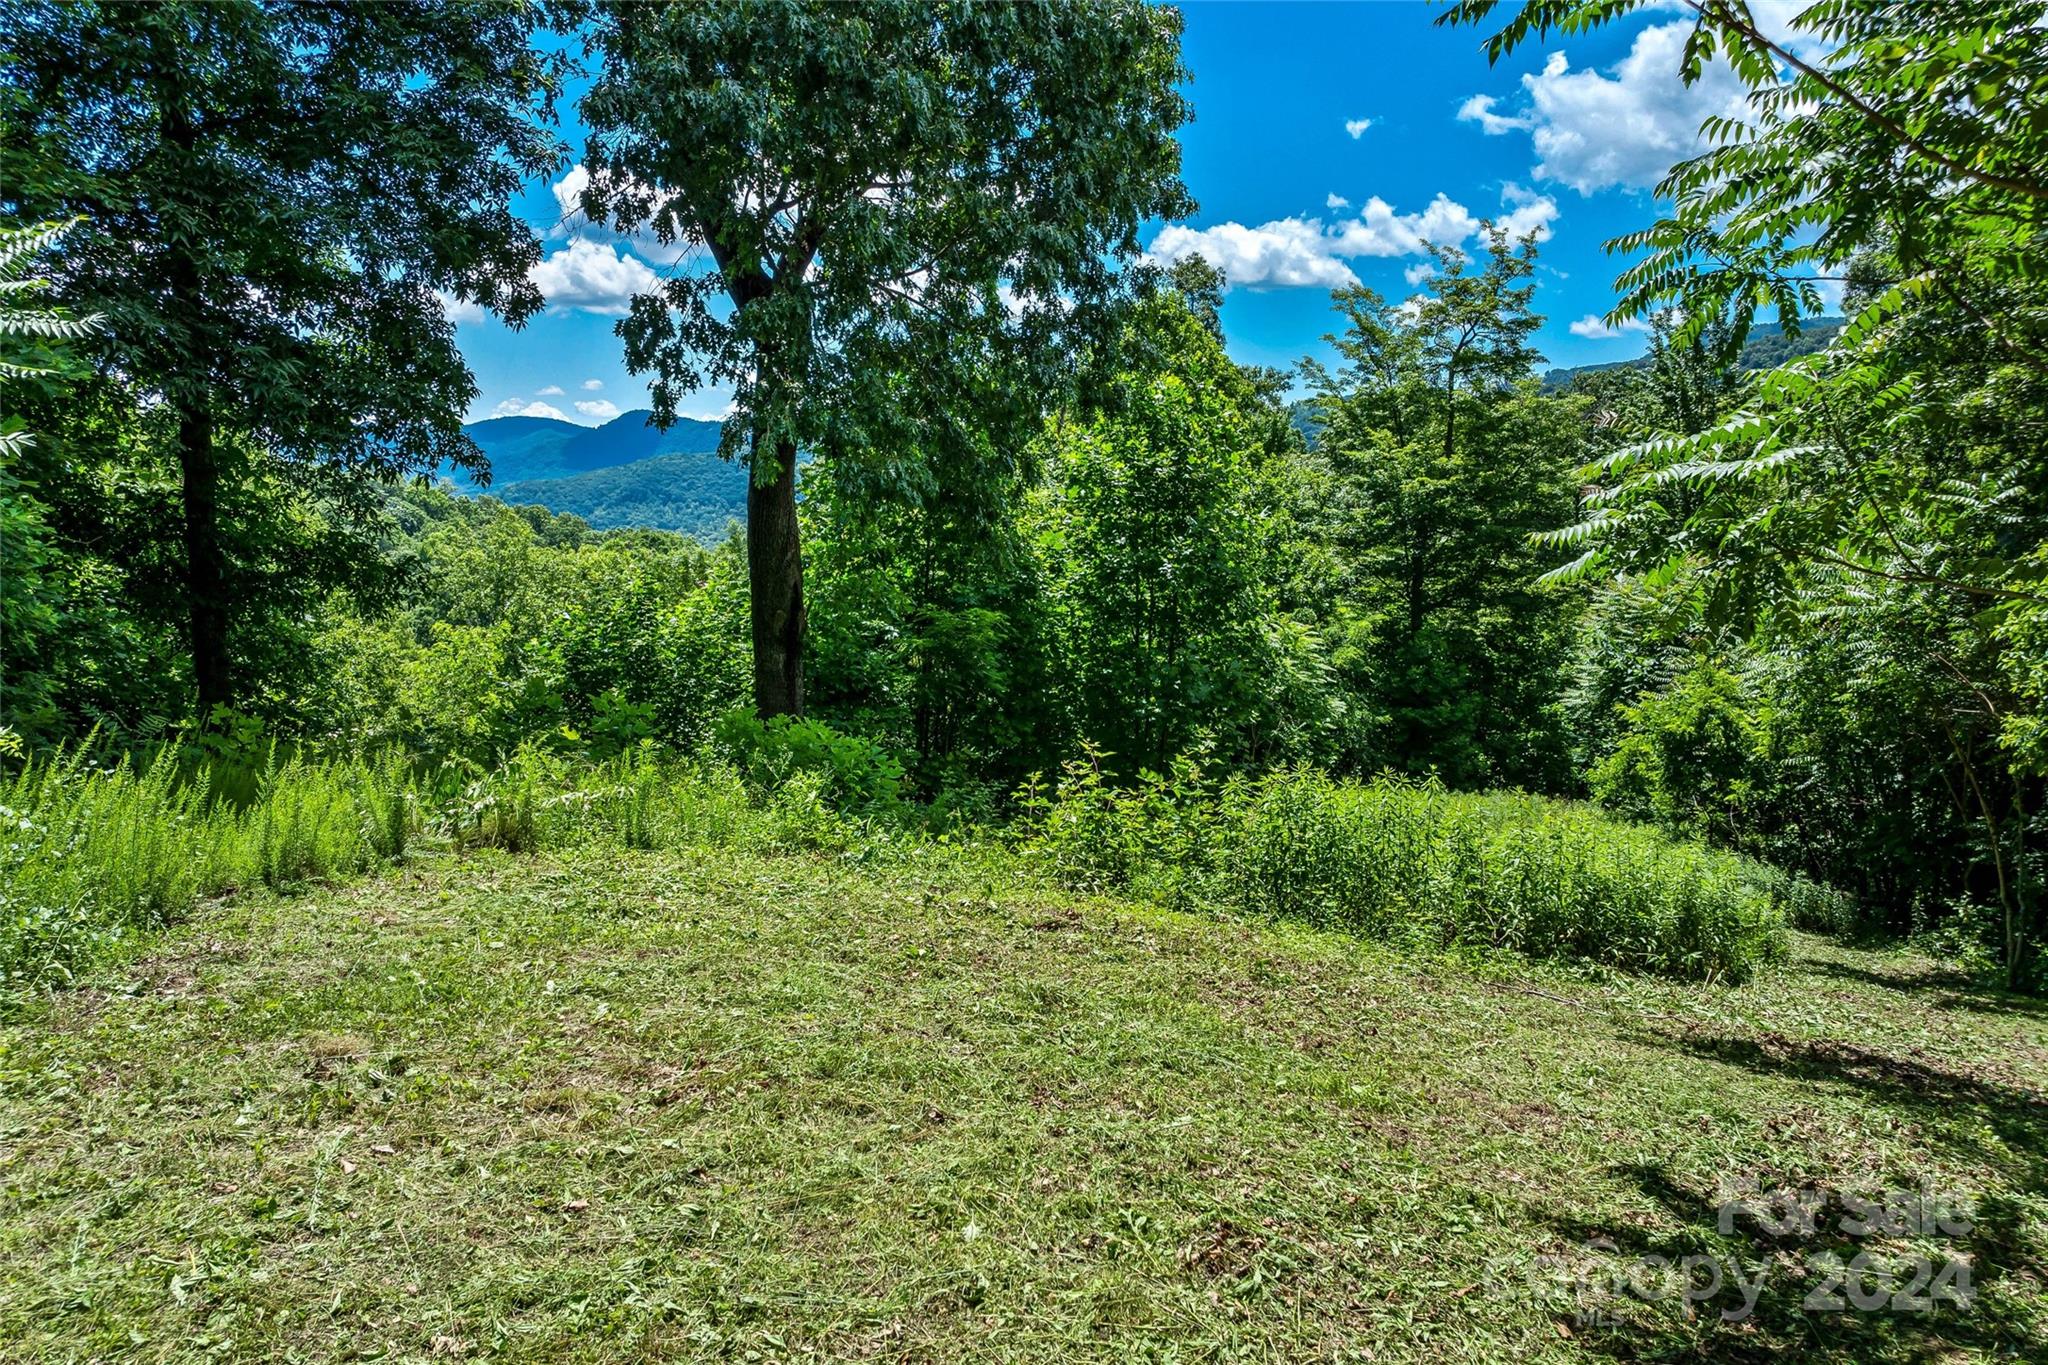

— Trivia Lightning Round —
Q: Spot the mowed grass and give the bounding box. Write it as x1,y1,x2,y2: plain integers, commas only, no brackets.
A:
0,845,2043,1363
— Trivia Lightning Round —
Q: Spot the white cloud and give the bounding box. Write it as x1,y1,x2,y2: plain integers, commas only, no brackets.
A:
1329,194,1481,257
1499,182,1560,242
1326,193,1351,211
575,399,622,422
437,291,486,326
1344,118,1374,138
1146,218,1362,289
1568,313,1653,339
1747,0,1836,63
492,399,569,420
581,378,604,391
1144,186,1560,290
550,163,695,266
1457,94,1533,136
1462,25,1753,194
536,384,564,397
551,162,594,230
1404,262,1438,286
530,237,662,317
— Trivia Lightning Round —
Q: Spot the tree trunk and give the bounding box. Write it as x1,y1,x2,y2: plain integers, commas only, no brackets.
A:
1442,371,1458,465
159,80,232,722
747,435,805,718
177,402,234,720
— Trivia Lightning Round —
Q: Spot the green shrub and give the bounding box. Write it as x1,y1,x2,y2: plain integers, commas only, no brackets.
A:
763,768,857,851
1022,764,1791,982
583,689,659,759
446,745,556,854
1019,747,1221,907
714,711,907,814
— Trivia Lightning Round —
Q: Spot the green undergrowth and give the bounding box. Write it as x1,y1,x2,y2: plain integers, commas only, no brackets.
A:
4,739,1842,992
1024,760,1828,982
0,741,965,990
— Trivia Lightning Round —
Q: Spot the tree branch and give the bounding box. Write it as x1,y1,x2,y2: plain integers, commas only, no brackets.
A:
1689,0,2048,202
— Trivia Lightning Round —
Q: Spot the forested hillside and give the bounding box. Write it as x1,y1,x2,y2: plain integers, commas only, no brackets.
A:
3,1,2047,1358
458,409,725,485
1539,317,1843,390
493,448,747,538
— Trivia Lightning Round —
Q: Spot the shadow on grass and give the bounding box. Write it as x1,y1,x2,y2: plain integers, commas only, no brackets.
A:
1647,1027,2048,1192
1801,958,2048,1021
1513,1016,2048,1360
1526,1160,2044,1363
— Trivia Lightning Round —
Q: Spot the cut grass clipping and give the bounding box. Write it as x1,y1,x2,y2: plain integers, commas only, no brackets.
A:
0,846,2041,1361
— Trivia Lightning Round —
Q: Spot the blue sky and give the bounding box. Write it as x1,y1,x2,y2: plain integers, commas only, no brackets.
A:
456,0,1808,426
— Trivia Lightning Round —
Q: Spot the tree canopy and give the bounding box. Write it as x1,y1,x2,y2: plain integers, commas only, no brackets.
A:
578,0,1193,717
0,0,566,714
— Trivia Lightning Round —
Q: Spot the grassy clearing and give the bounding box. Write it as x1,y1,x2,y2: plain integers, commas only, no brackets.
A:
0,842,2041,1363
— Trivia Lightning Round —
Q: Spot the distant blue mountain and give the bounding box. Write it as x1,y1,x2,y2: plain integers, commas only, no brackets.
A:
454,409,743,539
497,451,748,541
1539,318,1843,391
457,409,727,486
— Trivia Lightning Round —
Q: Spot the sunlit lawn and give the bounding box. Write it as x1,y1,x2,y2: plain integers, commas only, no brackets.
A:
2,845,2043,1362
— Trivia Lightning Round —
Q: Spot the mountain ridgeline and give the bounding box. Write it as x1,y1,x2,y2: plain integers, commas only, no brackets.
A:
456,409,745,540
1537,317,1844,391
467,324,1846,536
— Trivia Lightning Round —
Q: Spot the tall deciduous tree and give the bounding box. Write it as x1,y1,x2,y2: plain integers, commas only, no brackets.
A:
1448,0,2048,986
0,0,564,718
578,0,1192,718
0,219,102,738
1034,268,1289,775
1306,228,1582,786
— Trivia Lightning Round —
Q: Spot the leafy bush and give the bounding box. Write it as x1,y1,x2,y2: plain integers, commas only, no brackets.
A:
447,745,552,854
714,711,907,814
446,742,762,855
1587,657,1765,848
1015,746,1219,905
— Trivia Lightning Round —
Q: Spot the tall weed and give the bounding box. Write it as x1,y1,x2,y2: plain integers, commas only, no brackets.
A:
1025,764,1795,982
3,732,1823,993
3,747,418,986
0,749,216,983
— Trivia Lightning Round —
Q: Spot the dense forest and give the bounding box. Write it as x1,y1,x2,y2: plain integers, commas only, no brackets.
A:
3,2,2047,1359
7,0,2044,992
475,413,744,537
